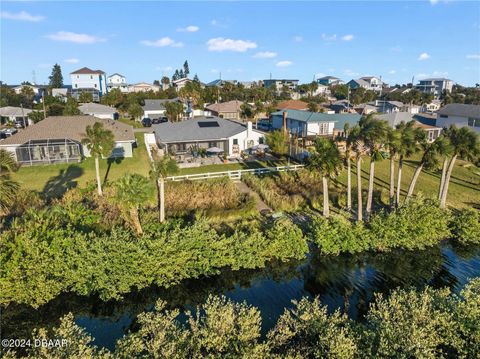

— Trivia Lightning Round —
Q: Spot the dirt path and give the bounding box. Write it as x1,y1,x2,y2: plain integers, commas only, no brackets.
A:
234,180,271,212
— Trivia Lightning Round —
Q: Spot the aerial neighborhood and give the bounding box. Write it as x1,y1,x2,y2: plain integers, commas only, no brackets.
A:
1,1,480,357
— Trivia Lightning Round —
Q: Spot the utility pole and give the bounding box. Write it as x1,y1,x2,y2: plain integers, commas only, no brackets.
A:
42,91,47,119
20,103,26,128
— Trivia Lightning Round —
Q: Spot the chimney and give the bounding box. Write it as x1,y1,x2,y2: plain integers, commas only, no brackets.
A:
247,121,252,137
282,111,288,133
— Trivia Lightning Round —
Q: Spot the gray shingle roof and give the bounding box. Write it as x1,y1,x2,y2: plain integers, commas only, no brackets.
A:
0,106,33,117
79,103,117,115
376,112,416,128
437,104,480,118
0,116,135,145
153,117,248,143
143,98,181,111
205,100,243,113
272,109,362,125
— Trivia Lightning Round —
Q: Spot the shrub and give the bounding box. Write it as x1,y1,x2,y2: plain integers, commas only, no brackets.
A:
449,208,480,244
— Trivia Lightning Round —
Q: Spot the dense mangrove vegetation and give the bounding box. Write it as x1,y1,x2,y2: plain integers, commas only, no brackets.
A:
4,278,479,358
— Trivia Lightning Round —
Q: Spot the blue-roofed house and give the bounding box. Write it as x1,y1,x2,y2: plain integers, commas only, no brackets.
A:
271,109,362,138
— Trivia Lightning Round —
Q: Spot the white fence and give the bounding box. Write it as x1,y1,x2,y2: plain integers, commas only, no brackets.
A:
167,164,305,182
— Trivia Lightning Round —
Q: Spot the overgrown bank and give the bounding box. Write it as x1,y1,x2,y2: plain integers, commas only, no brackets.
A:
4,279,480,358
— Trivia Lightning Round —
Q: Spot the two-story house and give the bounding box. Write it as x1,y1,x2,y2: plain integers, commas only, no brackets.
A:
317,76,344,86
263,79,299,93
347,76,383,92
70,67,107,101
415,78,454,99
107,73,128,93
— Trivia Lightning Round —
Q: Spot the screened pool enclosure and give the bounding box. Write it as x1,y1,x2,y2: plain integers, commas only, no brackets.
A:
15,138,82,165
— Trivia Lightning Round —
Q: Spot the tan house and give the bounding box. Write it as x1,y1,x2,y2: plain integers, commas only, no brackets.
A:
128,82,161,93
205,100,243,120
276,99,309,111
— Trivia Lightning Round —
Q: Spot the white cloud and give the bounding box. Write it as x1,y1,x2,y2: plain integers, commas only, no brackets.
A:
430,0,439,5
344,69,359,77
207,37,257,52
47,31,106,44
141,37,184,47
177,25,199,32
321,33,337,41
418,52,430,61
0,11,44,22
293,35,303,42
466,54,480,59
416,73,429,79
315,73,326,79
253,51,277,59
276,60,293,67
65,58,79,64
155,66,173,71
341,34,354,41
388,70,396,74
432,70,448,76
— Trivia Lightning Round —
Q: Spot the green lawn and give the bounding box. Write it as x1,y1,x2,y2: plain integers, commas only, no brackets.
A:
334,155,480,209
177,158,293,175
118,117,143,128
12,133,151,198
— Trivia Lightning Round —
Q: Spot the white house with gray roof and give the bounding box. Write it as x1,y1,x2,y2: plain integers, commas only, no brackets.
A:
436,104,480,133
347,76,383,92
79,103,118,120
142,98,184,119
416,78,453,99
107,73,128,93
153,117,264,157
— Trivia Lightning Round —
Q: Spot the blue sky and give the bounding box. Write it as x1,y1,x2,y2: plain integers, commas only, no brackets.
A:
1,1,479,87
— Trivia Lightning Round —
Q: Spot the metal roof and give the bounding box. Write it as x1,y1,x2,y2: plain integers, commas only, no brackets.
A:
79,103,117,115
272,109,362,125
437,104,480,118
142,98,181,111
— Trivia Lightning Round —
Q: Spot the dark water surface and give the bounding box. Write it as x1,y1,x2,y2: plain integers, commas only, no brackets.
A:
3,242,480,351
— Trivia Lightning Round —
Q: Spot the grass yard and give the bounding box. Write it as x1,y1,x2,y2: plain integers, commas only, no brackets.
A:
118,117,144,128
177,158,294,175
12,133,151,198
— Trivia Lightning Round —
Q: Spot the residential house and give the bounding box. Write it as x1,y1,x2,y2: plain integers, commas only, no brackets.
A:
172,77,193,91
329,100,354,113
70,67,108,101
11,84,47,103
142,98,184,119
263,79,299,92
153,116,265,157
317,76,344,86
271,109,361,138
436,103,480,133
205,100,243,120
128,82,161,93
0,116,136,165
347,76,383,92
372,100,404,113
51,88,69,102
0,106,33,127
376,112,442,142
383,86,412,95
416,78,453,99
206,79,238,88
107,73,129,93
276,99,309,111
423,100,442,113
78,103,118,120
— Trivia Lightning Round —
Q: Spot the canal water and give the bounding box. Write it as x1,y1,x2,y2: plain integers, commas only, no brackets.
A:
3,242,480,351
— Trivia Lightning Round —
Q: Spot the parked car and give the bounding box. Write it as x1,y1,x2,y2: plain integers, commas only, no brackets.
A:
142,117,152,127
152,117,168,124
0,128,17,139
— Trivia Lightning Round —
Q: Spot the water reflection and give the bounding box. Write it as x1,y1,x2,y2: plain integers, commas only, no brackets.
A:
2,243,479,351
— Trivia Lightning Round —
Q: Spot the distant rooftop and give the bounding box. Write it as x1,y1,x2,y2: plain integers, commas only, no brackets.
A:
71,67,105,75
437,103,480,118
272,109,362,125
79,103,117,115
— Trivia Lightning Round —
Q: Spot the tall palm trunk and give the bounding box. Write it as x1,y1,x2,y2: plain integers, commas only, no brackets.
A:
366,158,375,218
322,176,329,217
395,155,403,206
347,157,352,210
440,155,457,209
130,207,143,235
389,156,395,207
159,178,165,222
406,162,424,201
356,156,363,221
438,157,448,201
94,156,102,196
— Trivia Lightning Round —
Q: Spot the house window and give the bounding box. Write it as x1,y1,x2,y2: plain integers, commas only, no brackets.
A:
94,84,97,88
319,123,329,135
233,139,238,145
75,84,78,88
90,75,93,79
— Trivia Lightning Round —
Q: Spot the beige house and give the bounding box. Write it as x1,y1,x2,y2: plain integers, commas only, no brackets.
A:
205,100,243,120
0,116,135,165
128,82,161,93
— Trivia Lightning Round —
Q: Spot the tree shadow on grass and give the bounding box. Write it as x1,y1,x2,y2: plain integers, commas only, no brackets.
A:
103,156,124,186
42,165,84,200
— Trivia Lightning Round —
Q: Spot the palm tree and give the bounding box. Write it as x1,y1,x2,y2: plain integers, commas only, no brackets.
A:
149,155,178,222
306,137,343,217
439,126,479,209
359,115,390,218
114,174,153,235
339,123,360,211
386,127,400,207
0,149,20,212
81,122,115,196
394,121,419,206
406,135,450,200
